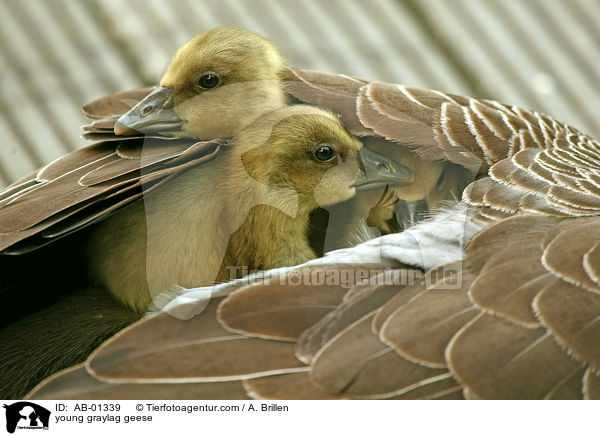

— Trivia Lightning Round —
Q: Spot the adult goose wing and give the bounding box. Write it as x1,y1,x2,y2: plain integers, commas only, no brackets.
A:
27,74,600,399
28,219,600,400
0,136,225,254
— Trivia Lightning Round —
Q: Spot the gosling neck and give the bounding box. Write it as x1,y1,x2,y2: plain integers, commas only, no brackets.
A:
218,189,317,282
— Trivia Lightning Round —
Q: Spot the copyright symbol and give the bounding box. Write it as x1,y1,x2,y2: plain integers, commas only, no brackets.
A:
136,404,143,411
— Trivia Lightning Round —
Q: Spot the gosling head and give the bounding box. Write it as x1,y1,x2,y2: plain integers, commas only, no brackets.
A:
115,27,287,139
231,105,413,212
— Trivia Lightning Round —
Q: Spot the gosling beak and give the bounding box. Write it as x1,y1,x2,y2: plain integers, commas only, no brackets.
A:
354,147,413,191
114,86,183,135
394,199,428,230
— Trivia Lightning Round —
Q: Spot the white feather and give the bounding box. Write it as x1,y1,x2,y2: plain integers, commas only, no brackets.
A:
158,203,488,319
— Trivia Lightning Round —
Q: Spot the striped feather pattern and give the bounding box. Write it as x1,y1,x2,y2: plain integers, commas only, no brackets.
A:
12,68,600,400
0,137,224,253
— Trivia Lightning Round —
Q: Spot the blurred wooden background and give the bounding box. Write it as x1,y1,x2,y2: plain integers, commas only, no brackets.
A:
0,0,599,189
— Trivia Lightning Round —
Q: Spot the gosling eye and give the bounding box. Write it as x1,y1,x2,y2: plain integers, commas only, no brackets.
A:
197,72,221,90
314,145,336,162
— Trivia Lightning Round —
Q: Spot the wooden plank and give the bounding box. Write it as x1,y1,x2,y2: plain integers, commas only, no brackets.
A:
0,4,75,163
0,0,599,191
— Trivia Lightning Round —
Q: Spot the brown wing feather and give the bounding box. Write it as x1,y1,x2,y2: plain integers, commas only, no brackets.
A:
388,375,462,400
27,364,250,400
309,311,447,398
446,314,584,399
542,220,600,293
533,280,600,371
88,298,305,383
296,274,402,363
584,242,600,287
217,266,353,341
357,83,439,153
281,67,371,136
243,371,340,400
82,87,155,120
379,272,478,368
0,138,224,253
371,276,430,333
544,367,586,400
468,239,550,327
584,368,600,400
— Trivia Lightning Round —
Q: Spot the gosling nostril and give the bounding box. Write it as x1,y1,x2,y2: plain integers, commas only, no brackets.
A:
142,105,155,116
376,162,391,173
